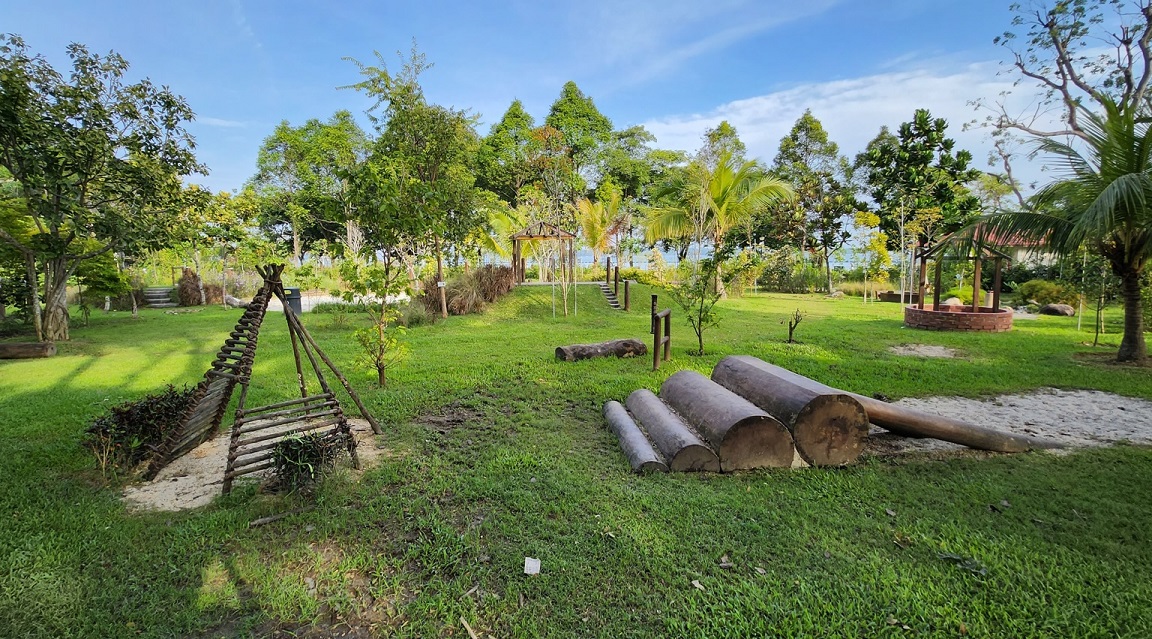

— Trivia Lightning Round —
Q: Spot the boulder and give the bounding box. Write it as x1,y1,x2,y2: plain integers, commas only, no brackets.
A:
942,297,964,306
1039,303,1075,316
224,295,250,309
826,290,845,299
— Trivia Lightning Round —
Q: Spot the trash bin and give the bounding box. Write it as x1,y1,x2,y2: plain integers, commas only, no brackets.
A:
283,287,302,315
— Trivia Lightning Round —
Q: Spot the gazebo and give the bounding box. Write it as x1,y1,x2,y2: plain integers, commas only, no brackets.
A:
903,236,1014,332
510,221,577,284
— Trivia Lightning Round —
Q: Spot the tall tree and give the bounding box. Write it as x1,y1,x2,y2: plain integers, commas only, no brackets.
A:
544,81,613,182
252,120,311,265
772,110,858,292
698,120,748,170
862,110,980,294
477,99,537,205
346,48,482,317
0,35,201,341
299,111,370,258
971,0,1152,362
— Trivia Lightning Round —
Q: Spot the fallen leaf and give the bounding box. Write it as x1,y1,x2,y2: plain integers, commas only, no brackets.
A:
754,566,767,575
959,622,968,635
885,509,896,517
718,554,734,569
691,579,705,591
1000,500,1011,508
887,617,899,626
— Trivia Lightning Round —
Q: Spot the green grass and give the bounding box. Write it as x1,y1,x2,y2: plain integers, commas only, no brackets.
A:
1,287,1150,637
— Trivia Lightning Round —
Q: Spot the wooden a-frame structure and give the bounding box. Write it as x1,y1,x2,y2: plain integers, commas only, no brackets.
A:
144,264,381,494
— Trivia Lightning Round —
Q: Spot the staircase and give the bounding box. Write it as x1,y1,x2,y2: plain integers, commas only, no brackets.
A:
143,287,177,308
598,282,622,310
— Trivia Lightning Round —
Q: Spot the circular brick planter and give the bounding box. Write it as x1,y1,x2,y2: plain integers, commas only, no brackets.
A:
904,304,1013,332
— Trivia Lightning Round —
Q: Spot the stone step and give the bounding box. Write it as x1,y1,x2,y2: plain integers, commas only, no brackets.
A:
147,302,179,308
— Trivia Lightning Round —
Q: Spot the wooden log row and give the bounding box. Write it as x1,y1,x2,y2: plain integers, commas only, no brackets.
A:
0,342,56,359
556,339,648,362
718,355,1063,452
659,371,795,471
625,389,718,472
602,401,667,473
711,357,868,466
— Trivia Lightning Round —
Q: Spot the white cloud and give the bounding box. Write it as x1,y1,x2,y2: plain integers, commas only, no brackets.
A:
642,59,1060,191
195,116,246,128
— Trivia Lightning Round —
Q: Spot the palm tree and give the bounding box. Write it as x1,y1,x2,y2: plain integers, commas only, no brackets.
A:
975,99,1151,362
646,151,793,292
575,197,611,265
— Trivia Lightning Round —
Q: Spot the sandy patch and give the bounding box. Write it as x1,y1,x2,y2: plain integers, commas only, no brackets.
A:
121,418,388,512
867,388,1152,456
889,344,957,358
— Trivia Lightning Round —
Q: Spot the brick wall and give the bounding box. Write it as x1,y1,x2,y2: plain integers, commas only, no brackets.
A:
903,305,1013,332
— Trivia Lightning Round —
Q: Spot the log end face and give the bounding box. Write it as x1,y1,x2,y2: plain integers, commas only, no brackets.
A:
718,416,795,471
669,444,721,472
793,395,869,466
638,459,670,473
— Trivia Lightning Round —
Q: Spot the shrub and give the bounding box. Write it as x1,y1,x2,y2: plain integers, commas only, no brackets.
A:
475,265,515,302
942,287,988,305
446,275,486,315
1015,279,1077,307
271,431,349,491
619,266,664,286
400,301,437,327
312,301,372,315
84,385,196,478
176,268,203,306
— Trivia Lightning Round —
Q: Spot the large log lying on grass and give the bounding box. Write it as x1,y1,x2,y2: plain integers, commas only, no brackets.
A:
712,356,868,466
555,339,648,362
720,356,1062,453
660,370,795,471
603,401,668,473
0,342,56,359
625,389,719,472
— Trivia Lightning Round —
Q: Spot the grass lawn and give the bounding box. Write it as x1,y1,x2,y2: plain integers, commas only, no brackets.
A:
1,285,1150,637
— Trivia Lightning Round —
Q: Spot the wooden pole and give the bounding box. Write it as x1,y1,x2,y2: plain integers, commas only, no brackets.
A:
605,256,611,285
436,236,448,318
917,246,928,310
625,389,719,472
992,258,1003,310
624,280,630,311
932,258,943,310
720,356,1062,452
971,254,982,312
614,266,620,296
712,356,868,466
603,401,668,473
660,370,795,471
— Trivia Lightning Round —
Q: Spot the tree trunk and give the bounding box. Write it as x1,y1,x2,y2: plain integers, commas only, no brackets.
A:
24,253,43,342
625,389,719,472
376,366,387,388
292,226,303,266
42,257,73,342
436,236,447,318
659,370,795,471
603,400,667,473
824,244,833,293
193,250,206,306
1117,267,1147,362
555,339,647,361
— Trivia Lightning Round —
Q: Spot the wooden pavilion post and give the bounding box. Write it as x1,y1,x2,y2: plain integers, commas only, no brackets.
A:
971,254,983,312
917,244,928,310
992,257,1004,310
932,257,943,310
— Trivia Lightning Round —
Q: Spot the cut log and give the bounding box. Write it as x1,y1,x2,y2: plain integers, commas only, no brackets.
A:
720,356,1062,452
603,401,668,473
712,356,868,466
555,339,648,362
625,389,719,472
659,370,795,471
0,342,56,359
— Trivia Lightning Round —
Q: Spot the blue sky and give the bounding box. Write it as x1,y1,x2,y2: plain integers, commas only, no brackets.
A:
3,1,1039,193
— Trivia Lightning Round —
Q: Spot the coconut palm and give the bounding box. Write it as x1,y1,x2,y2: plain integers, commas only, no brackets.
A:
646,151,792,258
574,196,611,265
975,99,1151,362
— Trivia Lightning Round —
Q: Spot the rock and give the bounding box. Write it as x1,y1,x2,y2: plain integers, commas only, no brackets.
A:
826,291,845,299
942,297,963,306
224,295,250,309
1039,303,1075,316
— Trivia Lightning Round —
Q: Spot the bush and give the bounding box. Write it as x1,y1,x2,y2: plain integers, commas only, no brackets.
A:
758,252,822,293
400,301,437,327
942,287,989,305
271,431,349,491
619,266,664,286
1015,279,1077,307
312,301,372,314
176,268,203,306
84,385,196,478
475,265,515,302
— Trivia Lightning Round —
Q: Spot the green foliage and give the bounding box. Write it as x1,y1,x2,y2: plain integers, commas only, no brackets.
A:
1015,279,1078,307
544,81,613,174
83,385,195,479
270,432,348,491
758,248,824,293
477,99,537,204
353,306,408,388
419,266,516,316
668,246,759,355
311,301,372,315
